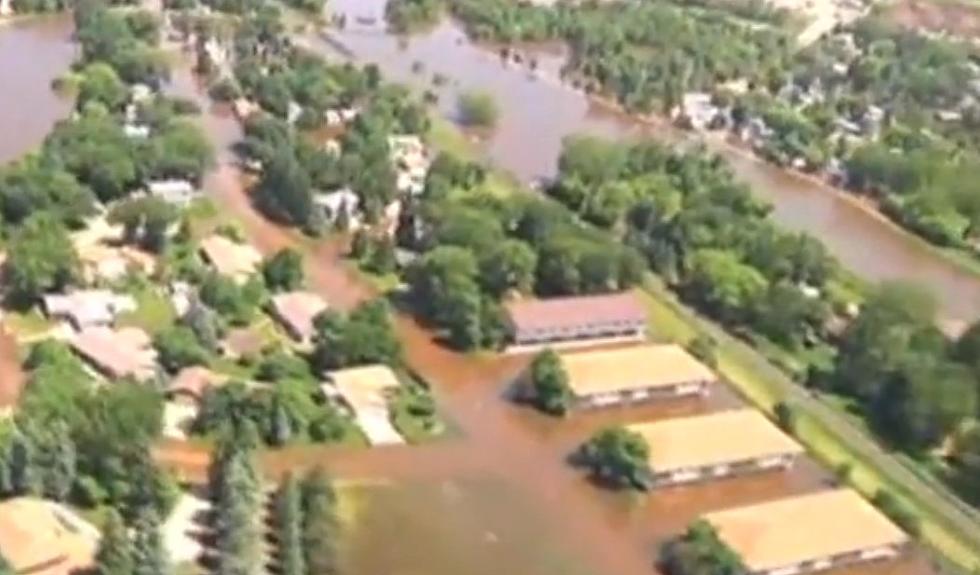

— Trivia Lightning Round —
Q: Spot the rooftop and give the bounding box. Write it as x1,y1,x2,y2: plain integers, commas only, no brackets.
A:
42,290,136,329
70,326,157,381
561,343,716,397
506,291,646,334
270,291,329,342
199,235,262,280
325,364,401,412
704,489,909,573
628,410,803,473
0,497,100,575
168,366,228,400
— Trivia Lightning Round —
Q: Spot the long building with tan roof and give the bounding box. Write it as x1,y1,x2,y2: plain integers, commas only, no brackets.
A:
559,343,715,409
703,489,910,575
505,291,646,347
627,410,804,487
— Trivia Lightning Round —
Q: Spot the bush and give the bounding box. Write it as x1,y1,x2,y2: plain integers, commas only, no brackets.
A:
872,490,921,538
457,91,499,128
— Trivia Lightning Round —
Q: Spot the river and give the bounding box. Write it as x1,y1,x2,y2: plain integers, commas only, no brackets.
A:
315,0,980,330
0,15,75,164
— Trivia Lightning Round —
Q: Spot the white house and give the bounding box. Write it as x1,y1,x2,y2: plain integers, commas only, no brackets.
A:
148,179,197,206
43,290,137,330
314,188,361,228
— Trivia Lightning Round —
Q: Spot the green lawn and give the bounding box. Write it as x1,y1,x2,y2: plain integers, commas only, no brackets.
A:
117,283,177,335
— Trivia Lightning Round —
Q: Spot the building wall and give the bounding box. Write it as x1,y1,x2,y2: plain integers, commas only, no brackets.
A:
755,543,905,575
574,379,709,410
650,453,797,488
511,318,645,346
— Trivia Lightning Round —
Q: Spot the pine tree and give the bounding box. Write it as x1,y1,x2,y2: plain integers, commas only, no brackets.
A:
36,422,76,501
95,510,135,575
211,428,263,575
275,474,305,575
133,508,170,575
302,467,339,575
8,431,38,496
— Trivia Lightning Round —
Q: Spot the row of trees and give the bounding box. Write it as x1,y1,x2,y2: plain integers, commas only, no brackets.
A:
273,468,341,575
94,507,170,575
550,136,845,355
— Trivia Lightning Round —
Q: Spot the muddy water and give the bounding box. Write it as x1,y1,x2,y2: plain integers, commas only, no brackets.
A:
0,15,75,164
317,0,980,327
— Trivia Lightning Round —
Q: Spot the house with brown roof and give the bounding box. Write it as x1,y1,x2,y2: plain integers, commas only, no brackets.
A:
703,489,910,575
321,365,404,446
627,410,804,487
505,291,647,348
269,291,328,344
167,366,228,405
0,497,100,575
199,235,262,283
558,343,715,409
69,326,158,381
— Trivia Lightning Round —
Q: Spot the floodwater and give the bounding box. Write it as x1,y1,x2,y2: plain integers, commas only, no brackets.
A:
316,0,980,328
0,15,75,164
143,16,940,575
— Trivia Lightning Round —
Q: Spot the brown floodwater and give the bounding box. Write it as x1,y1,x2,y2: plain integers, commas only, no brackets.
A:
0,15,75,164
156,21,936,575
316,0,980,329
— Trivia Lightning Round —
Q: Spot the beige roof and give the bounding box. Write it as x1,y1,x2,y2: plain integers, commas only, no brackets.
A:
629,410,803,473
0,497,99,575
70,326,157,380
270,291,328,341
705,489,909,572
199,235,262,280
169,366,228,400
561,344,716,397
326,364,400,412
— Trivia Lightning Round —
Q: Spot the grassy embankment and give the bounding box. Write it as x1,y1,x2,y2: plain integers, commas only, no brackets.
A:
427,116,980,572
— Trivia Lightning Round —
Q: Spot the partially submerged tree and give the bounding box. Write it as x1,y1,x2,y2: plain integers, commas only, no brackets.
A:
580,426,650,490
661,520,744,575
527,349,572,416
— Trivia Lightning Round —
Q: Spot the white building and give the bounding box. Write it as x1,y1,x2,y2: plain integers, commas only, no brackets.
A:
147,179,197,206
314,188,361,228
42,290,137,331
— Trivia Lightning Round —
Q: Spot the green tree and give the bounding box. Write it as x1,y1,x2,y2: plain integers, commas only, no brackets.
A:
262,248,305,291
133,508,171,575
302,467,339,575
457,90,499,128
479,239,537,296
95,510,135,575
77,62,129,112
254,148,314,229
147,121,215,181
275,474,306,575
527,349,571,416
311,300,402,371
108,196,179,252
154,326,210,373
683,249,768,325
872,490,921,538
662,520,744,575
6,213,79,305
580,426,650,490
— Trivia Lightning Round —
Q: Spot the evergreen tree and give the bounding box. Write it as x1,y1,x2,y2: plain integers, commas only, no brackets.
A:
32,421,77,501
95,510,135,575
8,431,38,496
275,474,305,575
133,508,171,575
302,467,339,575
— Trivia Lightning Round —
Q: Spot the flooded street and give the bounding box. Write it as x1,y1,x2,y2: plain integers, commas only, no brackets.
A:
0,15,75,164
317,0,980,327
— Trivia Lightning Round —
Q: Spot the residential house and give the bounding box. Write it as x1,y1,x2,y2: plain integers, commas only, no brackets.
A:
148,179,197,206
167,366,228,405
627,410,804,487
42,290,137,330
70,326,158,381
199,235,263,283
322,365,404,445
703,489,909,575
269,291,329,345
314,188,361,228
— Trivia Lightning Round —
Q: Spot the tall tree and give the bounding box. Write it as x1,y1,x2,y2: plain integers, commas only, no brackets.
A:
253,148,314,230
95,510,135,575
580,426,650,490
133,508,171,575
275,474,305,575
6,213,80,304
527,349,572,416
262,248,305,292
302,467,339,575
